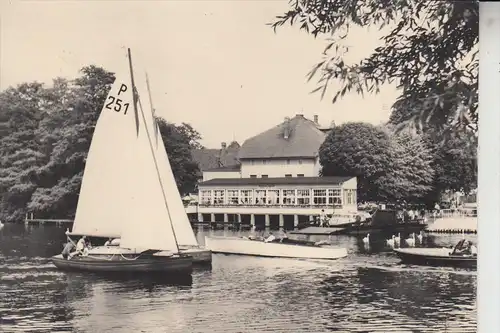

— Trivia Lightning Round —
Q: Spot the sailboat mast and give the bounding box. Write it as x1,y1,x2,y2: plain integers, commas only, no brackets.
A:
127,48,181,254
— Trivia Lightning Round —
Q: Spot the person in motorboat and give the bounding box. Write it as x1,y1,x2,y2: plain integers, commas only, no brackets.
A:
450,239,476,256
277,229,288,242
264,232,276,243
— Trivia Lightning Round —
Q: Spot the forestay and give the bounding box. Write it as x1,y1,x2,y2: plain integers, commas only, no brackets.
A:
72,68,179,253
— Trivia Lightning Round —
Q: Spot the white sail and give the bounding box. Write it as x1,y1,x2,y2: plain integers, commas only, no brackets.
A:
72,68,179,253
140,77,199,247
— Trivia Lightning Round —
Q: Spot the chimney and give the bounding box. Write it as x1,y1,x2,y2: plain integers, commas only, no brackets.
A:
283,117,291,139
296,114,304,117
313,115,319,124
221,142,227,149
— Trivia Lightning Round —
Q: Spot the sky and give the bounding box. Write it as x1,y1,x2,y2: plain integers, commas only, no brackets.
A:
0,0,399,148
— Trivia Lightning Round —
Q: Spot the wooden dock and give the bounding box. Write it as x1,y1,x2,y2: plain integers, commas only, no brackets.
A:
24,214,73,226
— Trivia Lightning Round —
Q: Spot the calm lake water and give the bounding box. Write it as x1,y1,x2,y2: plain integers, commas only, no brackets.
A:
0,224,476,333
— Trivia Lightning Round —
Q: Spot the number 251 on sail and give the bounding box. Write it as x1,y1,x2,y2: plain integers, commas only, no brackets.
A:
105,83,130,115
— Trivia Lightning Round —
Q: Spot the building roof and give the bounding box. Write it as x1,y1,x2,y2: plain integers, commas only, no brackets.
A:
191,141,240,172
238,114,327,159
199,176,353,187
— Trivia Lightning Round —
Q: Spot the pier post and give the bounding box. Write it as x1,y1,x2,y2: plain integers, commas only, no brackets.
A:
250,214,255,226
237,214,242,223
279,214,284,228
265,214,270,228
223,213,228,223
210,213,215,223
198,212,203,222
294,215,299,228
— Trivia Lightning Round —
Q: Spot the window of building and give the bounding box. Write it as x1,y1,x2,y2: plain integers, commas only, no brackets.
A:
267,189,280,205
240,189,253,204
297,174,304,177
250,175,257,178
313,189,327,205
344,189,357,205
227,189,239,205
255,189,266,205
285,174,292,178
213,190,225,205
261,175,269,178
282,189,295,205
297,189,310,205
200,190,212,205
328,188,342,206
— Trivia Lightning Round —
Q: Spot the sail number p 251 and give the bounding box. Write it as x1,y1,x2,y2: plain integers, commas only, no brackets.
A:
105,83,130,115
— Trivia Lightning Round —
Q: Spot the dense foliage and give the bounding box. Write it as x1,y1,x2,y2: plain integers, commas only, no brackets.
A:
272,0,478,135
319,122,475,206
0,66,202,222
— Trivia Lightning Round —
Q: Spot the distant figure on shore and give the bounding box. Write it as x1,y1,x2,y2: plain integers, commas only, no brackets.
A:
319,209,327,227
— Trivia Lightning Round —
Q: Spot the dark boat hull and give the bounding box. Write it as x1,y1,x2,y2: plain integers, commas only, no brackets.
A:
180,247,212,265
52,253,193,274
393,248,477,269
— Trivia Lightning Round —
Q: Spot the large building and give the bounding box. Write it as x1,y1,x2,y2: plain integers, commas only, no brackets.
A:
191,114,357,229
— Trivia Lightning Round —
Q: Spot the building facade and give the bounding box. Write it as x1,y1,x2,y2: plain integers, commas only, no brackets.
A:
191,114,357,228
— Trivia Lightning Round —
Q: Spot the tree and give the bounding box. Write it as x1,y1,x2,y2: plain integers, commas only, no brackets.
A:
272,0,478,134
381,127,435,204
28,66,116,218
319,122,394,202
320,122,435,204
157,118,202,196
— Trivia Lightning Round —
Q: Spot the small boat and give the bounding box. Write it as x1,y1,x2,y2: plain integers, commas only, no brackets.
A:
52,48,194,275
393,248,477,269
204,236,348,260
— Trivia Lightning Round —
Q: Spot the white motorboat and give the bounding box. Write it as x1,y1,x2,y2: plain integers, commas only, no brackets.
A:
204,236,348,260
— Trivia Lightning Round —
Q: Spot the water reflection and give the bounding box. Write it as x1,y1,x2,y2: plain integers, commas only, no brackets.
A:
0,224,476,332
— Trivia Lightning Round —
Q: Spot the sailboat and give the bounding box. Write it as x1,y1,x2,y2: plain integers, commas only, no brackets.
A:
142,74,212,265
51,48,193,274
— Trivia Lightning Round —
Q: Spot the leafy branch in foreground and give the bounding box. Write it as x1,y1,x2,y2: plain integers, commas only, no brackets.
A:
271,0,478,134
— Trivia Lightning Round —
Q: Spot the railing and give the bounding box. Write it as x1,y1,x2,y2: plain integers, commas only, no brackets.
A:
197,203,344,209
427,208,477,219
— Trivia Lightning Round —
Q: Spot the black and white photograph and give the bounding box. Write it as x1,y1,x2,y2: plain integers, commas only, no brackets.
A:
0,0,488,332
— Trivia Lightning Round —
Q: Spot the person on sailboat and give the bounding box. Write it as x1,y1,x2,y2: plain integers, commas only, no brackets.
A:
104,238,113,246
69,236,87,258
61,241,75,259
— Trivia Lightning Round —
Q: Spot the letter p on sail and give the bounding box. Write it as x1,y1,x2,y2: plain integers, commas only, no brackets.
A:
118,84,128,96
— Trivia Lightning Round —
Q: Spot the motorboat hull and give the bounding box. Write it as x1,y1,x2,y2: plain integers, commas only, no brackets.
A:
52,247,193,274
204,236,348,260
179,247,212,265
393,248,476,269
